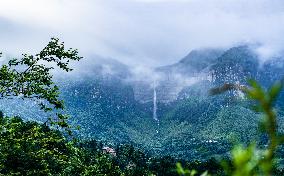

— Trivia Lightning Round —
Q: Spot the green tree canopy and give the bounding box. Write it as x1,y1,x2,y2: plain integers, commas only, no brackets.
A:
0,38,82,128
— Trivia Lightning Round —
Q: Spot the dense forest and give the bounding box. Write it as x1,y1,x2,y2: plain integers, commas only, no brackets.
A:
0,38,284,176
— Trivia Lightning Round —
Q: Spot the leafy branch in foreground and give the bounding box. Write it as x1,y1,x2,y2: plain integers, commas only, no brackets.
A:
176,162,209,176
0,38,82,128
178,80,284,176
226,79,284,176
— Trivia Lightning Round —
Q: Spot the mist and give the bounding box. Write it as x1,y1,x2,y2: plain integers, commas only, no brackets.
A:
0,0,284,67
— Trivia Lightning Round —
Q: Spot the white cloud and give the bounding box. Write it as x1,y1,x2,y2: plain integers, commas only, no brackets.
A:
0,0,284,66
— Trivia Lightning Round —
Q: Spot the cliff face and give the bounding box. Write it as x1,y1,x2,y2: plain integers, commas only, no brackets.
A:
54,46,264,104
210,46,259,85
131,48,223,103
131,46,273,104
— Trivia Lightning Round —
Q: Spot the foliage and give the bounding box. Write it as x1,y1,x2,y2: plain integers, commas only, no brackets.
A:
3,39,284,175
176,162,208,176
0,112,227,176
0,38,216,176
177,79,284,176
0,114,124,175
2,50,283,162
226,80,284,176
0,39,126,175
0,38,82,129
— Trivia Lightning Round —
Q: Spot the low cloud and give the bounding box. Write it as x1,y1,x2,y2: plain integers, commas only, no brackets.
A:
0,0,284,66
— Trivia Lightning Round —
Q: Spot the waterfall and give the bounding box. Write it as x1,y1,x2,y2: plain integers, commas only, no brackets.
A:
153,81,159,134
153,81,158,121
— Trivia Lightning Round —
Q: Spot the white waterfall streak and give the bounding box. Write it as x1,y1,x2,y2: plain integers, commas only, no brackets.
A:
153,81,158,121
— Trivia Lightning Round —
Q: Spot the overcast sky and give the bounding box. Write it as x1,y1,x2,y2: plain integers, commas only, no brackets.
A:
0,0,284,66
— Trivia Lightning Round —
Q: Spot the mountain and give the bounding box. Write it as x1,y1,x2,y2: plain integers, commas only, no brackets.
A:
1,46,284,160
59,46,284,160
210,46,259,85
258,57,284,107
130,48,224,104
56,55,131,80
258,57,284,86
157,48,223,76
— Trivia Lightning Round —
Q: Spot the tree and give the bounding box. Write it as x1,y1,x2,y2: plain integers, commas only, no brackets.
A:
177,80,284,176
0,39,125,175
0,38,82,129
